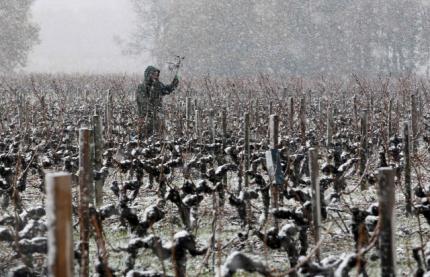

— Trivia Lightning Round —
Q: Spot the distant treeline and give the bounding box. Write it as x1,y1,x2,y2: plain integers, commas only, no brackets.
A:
127,0,430,77
0,0,39,73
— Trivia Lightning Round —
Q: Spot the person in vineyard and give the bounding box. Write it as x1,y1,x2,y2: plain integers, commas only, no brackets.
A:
136,65,179,136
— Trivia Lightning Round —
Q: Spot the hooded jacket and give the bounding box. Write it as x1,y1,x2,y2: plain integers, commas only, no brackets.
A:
136,66,178,117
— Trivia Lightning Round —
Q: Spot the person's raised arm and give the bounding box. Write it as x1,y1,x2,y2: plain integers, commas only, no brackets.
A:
160,75,179,95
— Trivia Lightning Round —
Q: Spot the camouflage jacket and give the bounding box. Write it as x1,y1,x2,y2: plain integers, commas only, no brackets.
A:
136,66,178,117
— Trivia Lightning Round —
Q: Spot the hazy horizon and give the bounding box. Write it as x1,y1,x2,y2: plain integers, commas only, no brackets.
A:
24,0,150,74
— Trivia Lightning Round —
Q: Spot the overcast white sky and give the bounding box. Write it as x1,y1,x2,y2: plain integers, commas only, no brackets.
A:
25,0,148,74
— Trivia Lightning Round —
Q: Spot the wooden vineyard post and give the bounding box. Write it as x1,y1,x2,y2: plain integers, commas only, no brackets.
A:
221,108,227,206
283,87,288,99
0,104,3,132
105,90,113,137
79,128,92,277
411,94,418,153
46,172,73,277
369,94,374,134
17,92,23,130
221,109,227,147
194,98,198,121
93,114,104,207
404,122,412,216
308,148,321,261
89,128,95,182
209,109,215,143
23,95,29,143
247,101,253,126
266,115,283,227
186,97,192,133
300,97,306,145
269,114,279,149
353,95,358,131
307,89,313,113
289,97,294,136
254,99,259,130
195,109,200,142
244,112,251,225
176,105,183,137
317,98,322,131
244,112,250,187
326,104,333,147
266,102,273,142
396,99,400,135
378,167,396,277
360,109,368,186
388,98,393,143
318,98,325,135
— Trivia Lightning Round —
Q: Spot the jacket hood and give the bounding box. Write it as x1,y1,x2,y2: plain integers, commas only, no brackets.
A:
144,66,160,84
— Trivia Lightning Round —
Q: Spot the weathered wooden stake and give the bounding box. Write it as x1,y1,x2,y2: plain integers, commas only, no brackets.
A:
221,108,228,205
247,101,253,126
256,99,260,129
243,112,252,224
289,97,294,136
326,105,333,147
309,148,321,261
318,97,323,133
369,94,374,134
267,114,282,227
195,109,200,141
403,122,412,216
269,114,279,149
282,87,288,99
177,108,183,137
395,99,400,135
221,109,227,148
244,112,250,187
46,172,73,277
378,167,396,277
411,94,418,152
79,128,92,277
388,98,393,145
300,97,306,145
194,98,198,113
359,110,368,183
353,95,358,131
105,90,113,137
93,114,104,207
89,128,95,177
0,107,3,132
307,89,313,117
186,97,192,132
209,109,215,143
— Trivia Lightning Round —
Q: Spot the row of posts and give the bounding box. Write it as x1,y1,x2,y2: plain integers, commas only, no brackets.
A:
46,92,419,276
185,96,305,143
44,143,397,277
265,111,397,276
257,96,402,275
186,92,420,149
46,110,106,276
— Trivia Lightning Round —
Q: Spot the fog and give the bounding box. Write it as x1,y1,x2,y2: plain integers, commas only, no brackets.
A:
24,0,148,74
128,0,430,76
3,0,430,76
